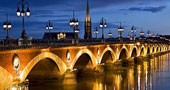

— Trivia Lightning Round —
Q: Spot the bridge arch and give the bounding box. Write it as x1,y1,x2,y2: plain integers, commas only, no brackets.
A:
19,52,67,83
159,47,161,52
73,53,94,74
156,47,159,53
118,47,128,60
0,66,13,88
152,47,155,53
140,47,145,56
131,47,137,58
147,47,150,55
70,49,97,70
99,47,116,64
160,47,162,52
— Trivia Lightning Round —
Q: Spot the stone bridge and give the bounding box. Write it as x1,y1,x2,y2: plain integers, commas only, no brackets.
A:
0,42,169,88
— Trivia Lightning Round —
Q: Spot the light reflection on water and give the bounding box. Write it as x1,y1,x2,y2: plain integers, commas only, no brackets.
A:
15,53,170,90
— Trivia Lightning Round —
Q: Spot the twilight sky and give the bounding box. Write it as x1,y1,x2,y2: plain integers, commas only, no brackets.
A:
0,0,170,39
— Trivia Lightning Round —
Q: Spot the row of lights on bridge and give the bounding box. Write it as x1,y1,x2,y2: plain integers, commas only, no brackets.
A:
67,11,156,42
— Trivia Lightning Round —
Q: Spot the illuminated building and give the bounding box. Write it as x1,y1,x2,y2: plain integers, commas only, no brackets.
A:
84,0,92,39
43,32,75,40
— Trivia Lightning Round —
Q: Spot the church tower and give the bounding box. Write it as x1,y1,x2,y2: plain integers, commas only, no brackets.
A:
84,0,92,39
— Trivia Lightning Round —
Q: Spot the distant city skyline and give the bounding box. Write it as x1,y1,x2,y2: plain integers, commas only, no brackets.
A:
0,0,170,39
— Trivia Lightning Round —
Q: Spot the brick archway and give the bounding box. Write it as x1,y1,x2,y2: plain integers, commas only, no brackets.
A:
0,66,13,88
70,49,97,70
99,47,116,64
19,52,67,83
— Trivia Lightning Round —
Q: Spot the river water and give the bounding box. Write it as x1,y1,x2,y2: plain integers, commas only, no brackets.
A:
21,53,170,90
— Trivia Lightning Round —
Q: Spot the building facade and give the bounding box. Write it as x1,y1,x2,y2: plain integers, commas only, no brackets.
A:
43,32,75,40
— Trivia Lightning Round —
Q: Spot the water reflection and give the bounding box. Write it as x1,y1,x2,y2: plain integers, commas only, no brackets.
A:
9,79,29,90
10,53,170,90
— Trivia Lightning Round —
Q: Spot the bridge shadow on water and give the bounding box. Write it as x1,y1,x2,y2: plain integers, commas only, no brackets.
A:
24,52,170,90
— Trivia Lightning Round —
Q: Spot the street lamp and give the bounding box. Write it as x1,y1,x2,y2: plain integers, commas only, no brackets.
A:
94,27,99,38
3,14,12,45
100,17,107,41
152,33,156,38
46,20,53,43
74,27,80,41
74,28,80,33
118,22,124,42
147,30,151,37
70,10,79,40
16,0,30,39
131,25,136,41
108,29,112,38
3,14,12,40
156,33,160,38
127,33,130,39
140,29,145,42
140,30,144,38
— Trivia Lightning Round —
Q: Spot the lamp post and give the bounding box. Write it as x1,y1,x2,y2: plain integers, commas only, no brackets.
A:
70,10,79,41
118,22,124,42
100,17,107,42
16,0,30,40
74,27,80,42
152,33,156,38
140,30,144,38
147,30,151,43
94,27,99,39
108,29,112,38
46,20,53,44
131,25,136,41
3,14,12,39
3,14,12,45
147,30,151,37
156,33,160,38
140,29,144,42
127,33,130,39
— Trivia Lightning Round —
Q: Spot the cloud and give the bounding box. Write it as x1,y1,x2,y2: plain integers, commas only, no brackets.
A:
0,0,134,11
128,6,166,13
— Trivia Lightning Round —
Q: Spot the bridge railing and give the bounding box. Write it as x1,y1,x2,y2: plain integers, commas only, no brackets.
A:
0,37,169,51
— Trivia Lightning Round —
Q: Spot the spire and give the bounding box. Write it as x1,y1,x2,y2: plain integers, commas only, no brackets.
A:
86,0,90,17
84,0,92,39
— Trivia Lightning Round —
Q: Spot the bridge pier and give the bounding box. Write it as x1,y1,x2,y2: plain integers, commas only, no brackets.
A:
8,79,29,90
134,56,147,64
94,64,104,73
63,70,77,85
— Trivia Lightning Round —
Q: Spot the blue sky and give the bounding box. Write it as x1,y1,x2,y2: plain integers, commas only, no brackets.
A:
0,0,170,39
